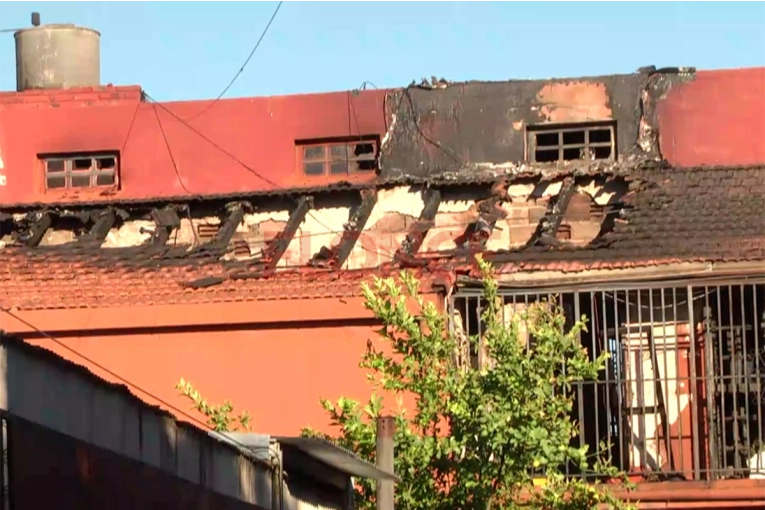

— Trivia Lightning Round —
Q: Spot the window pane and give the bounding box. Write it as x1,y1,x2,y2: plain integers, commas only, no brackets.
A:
46,160,66,173
304,162,325,175
535,132,559,147
353,143,376,160
96,157,117,169
71,174,91,187
46,175,66,189
330,144,348,160
96,173,115,186
303,146,325,161
72,158,93,171
330,162,348,175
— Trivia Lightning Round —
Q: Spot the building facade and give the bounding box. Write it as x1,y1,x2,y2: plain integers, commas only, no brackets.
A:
1,21,764,509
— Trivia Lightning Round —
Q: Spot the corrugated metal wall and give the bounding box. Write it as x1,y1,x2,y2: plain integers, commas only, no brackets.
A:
6,414,267,510
0,338,274,507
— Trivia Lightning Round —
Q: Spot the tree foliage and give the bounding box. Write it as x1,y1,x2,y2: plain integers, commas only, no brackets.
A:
303,257,634,510
176,258,634,509
175,378,252,432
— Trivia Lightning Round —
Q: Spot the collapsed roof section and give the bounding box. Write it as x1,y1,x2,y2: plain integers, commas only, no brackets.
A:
0,163,763,311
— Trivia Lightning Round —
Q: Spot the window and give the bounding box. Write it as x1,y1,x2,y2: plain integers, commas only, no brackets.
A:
42,153,119,190
526,122,616,163
297,138,379,176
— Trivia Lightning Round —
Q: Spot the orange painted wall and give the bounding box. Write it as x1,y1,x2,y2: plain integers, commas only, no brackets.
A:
27,323,387,436
8,293,439,436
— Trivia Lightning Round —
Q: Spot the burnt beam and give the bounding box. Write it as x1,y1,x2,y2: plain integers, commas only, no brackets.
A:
21,212,52,247
396,188,442,258
528,177,576,247
454,181,509,250
86,210,116,241
210,202,247,249
261,196,313,271
310,189,378,270
149,206,181,246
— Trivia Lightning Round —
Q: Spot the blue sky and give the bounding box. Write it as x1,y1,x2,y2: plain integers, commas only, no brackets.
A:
0,2,763,101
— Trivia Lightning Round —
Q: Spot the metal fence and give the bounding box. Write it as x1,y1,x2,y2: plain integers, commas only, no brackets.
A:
450,277,765,481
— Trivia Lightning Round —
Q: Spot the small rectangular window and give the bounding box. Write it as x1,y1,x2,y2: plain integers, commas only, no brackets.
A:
526,122,616,163
296,137,379,177
41,153,120,191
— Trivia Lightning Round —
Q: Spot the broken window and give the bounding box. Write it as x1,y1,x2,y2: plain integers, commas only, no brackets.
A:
451,281,765,482
297,137,379,177
41,153,119,190
527,122,616,163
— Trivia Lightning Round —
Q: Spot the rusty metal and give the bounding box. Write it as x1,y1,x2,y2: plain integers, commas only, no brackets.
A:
451,278,765,482
14,24,100,91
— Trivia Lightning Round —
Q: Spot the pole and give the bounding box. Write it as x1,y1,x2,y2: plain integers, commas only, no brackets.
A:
376,416,395,510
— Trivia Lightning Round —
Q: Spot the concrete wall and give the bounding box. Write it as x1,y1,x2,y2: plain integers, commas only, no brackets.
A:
0,338,273,507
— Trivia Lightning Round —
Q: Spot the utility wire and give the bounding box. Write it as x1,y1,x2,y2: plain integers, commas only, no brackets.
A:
182,1,284,121
143,93,399,261
0,306,270,457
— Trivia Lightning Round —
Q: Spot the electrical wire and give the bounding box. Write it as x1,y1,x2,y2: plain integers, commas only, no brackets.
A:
181,1,284,121
151,101,192,194
143,92,399,261
0,306,273,459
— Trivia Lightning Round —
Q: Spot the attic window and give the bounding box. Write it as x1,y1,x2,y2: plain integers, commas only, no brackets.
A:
42,153,119,190
297,137,379,177
527,123,615,163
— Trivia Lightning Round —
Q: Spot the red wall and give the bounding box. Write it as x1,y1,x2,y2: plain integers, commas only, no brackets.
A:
658,68,765,167
0,85,388,207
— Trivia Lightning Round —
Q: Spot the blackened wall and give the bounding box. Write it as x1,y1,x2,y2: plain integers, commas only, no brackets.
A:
380,72,650,177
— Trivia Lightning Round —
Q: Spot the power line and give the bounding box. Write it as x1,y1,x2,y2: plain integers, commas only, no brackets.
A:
182,1,284,121
142,93,399,261
0,306,264,455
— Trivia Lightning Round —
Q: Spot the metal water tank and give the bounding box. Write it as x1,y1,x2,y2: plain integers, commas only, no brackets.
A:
14,24,100,92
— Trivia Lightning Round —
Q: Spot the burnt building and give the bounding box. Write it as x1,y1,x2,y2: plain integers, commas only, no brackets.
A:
1,18,764,509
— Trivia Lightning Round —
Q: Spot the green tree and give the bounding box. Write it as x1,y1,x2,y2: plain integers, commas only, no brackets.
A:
302,256,634,510
176,258,634,509
175,378,252,432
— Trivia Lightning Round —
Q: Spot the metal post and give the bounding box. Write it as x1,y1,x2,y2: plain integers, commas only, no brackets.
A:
376,416,395,510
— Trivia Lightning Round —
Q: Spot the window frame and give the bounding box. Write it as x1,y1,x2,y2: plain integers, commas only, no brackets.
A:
525,122,616,163
296,137,380,177
40,152,120,191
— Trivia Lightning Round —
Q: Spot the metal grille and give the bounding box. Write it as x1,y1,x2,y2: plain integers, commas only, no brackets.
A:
450,278,765,481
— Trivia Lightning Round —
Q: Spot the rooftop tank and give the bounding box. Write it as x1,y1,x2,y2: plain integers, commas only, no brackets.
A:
14,19,100,92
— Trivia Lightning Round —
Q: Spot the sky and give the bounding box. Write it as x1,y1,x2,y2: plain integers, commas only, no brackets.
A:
0,1,763,101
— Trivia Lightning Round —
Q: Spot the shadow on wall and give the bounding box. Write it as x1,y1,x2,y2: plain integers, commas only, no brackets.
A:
0,334,272,509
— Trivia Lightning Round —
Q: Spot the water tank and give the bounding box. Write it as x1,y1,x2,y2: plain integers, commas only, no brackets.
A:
14,24,100,92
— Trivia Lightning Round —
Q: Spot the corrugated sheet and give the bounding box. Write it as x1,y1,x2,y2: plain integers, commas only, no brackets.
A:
6,414,267,510
276,436,399,482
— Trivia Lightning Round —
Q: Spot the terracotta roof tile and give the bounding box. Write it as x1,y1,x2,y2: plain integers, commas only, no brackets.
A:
1,166,763,311
486,165,765,271
0,248,450,311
